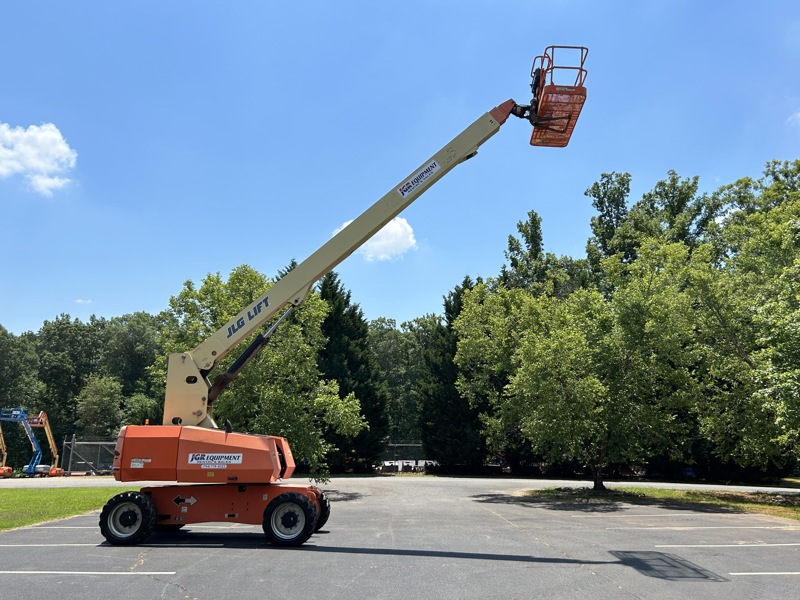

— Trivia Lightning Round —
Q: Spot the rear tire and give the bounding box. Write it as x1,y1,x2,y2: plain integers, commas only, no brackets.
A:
263,492,317,546
99,491,157,545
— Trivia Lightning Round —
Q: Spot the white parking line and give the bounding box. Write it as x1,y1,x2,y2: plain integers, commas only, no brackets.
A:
1,542,227,548
0,544,96,547
34,526,96,529
0,571,176,575
607,526,800,530
33,524,256,529
730,572,800,576
656,543,800,548
572,513,765,518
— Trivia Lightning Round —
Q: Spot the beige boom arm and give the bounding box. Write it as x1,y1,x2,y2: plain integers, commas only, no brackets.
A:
0,425,7,467
163,99,518,428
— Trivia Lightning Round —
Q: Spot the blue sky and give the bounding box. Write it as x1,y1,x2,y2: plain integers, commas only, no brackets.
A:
2,1,799,335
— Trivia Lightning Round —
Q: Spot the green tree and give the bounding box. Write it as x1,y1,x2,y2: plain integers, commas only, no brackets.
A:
585,171,723,282
0,328,44,413
458,242,698,488
35,315,104,443
689,160,800,468
155,265,365,479
455,282,537,471
585,172,632,277
75,375,123,439
506,291,611,486
465,207,592,470
368,318,422,444
501,210,591,298
100,312,161,397
0,328,45,468
318,272,388,471
412,276,485,468
121,393,163,426
500,210,547,291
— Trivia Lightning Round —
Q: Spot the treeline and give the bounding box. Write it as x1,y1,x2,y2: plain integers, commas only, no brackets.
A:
1,160,799,487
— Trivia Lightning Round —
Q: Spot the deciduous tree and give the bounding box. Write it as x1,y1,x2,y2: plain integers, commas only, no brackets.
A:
75,375,123,439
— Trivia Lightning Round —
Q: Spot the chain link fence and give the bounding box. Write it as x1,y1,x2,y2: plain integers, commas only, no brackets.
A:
61,435,116,475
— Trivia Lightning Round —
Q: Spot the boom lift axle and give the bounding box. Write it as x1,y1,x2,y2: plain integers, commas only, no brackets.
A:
100,45,588,547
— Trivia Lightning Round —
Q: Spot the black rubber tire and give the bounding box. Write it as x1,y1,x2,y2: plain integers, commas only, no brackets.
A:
99,491,157,545
314,491,330,531
262,492,317,547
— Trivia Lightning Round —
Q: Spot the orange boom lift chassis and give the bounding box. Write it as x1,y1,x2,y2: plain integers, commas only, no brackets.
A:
100,44,588,547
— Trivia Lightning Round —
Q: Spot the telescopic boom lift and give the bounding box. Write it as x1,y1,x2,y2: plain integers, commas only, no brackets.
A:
28,411,64,476
0,408,64,476
100,45,588,547
0,424,11,478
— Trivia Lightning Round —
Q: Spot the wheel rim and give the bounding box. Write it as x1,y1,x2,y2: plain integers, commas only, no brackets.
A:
107,501,142,539
270,502,305,541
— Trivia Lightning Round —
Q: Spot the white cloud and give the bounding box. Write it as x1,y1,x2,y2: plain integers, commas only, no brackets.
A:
75,298,92,305
0,122,78,196
335,217,417,262
789,111,800,129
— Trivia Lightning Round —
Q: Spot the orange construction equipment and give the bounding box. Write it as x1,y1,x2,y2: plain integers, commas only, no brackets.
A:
103,425,326,545
0,407,64,476
27,411,64,476
0,424,12,478
99,44,588,548
511,45,588,148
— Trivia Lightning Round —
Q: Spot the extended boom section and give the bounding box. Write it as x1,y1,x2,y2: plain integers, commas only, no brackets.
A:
162,99,518,429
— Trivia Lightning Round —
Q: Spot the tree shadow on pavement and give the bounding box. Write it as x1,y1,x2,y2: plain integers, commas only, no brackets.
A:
470,490,751,515
322,489,364,502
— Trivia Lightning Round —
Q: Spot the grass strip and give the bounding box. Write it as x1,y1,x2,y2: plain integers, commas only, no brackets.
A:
0,487,122,531
526,486,800,521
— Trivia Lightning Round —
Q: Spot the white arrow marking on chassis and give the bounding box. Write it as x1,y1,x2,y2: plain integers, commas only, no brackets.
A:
173,495,198,506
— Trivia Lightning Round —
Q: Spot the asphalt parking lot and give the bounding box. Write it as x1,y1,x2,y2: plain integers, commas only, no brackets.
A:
1,477,798,599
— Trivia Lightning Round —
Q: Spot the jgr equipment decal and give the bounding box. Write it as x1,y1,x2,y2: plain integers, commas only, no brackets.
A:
397,160,440,198
188,453,243,465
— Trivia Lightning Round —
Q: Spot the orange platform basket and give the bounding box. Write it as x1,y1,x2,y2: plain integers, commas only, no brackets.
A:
529,46,588,147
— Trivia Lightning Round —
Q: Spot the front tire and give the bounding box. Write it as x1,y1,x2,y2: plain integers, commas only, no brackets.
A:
99,491,157,545
263,492,317,546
